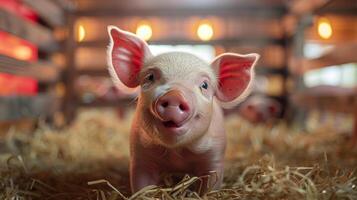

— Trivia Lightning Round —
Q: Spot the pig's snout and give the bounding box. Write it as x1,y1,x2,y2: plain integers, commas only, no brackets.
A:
154,90,192,127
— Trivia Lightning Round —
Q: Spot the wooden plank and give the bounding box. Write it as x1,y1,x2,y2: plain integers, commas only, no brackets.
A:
353,100,357,145
78,37,285,48
62,14,77,124
316,0,357,16
52,0,76,11
299,43,357,73
291,86,357,113
79,98,136,108
0,95,56,121
76,69,109,77
353,96,357,145
76,6,286,18
0,55,59,82
22,0,65,26
288,0,331,16
317,7,357,16
77,67,287,77
0,9,57,51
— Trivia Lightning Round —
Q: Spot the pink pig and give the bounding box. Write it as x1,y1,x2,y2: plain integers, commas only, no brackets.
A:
107,26,259,193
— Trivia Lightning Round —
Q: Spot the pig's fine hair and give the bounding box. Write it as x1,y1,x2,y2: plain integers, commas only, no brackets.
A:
106,25,260,193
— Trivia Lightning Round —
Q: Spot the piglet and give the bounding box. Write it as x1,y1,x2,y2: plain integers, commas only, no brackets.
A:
107,26,259,193
238,95,282,124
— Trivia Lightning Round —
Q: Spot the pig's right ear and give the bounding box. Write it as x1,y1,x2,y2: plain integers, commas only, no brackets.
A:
211,53,259,109
107,25,152,93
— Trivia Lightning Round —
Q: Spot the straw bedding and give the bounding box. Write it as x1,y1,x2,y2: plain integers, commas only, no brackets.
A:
0,109,356,199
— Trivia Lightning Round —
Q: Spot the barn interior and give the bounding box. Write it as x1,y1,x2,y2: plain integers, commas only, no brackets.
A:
0,0,356,199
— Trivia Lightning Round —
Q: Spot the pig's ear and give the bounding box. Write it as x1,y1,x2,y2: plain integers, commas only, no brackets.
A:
107,25,152,94
211,53,259,109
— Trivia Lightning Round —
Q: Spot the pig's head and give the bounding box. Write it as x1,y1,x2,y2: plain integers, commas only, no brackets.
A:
239,95,282,124
107,26,259,147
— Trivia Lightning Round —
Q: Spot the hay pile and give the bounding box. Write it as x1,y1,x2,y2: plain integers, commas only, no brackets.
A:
0,109,356,199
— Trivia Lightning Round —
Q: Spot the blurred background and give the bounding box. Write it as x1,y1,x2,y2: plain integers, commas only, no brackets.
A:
0,0,356,136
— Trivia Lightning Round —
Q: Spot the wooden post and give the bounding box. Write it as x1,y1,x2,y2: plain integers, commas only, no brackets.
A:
352,92,357,146
62,13,77,125
290,15,311,129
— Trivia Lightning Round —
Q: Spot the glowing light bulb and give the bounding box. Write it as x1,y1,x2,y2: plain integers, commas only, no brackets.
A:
136,22,152,41
77,24,86,42
318,17,332,39
197,22,214,41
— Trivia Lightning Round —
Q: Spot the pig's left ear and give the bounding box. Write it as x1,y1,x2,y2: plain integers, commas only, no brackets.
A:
107,25,153,94
211,53,259,109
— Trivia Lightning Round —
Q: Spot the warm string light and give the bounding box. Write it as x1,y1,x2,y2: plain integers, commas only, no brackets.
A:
317,17,332,39
77,24,86,42
197,21,214,41
136,22,152,41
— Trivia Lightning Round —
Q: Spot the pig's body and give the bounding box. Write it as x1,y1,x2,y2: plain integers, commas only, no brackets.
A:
130,99,226,191
106,26,259,194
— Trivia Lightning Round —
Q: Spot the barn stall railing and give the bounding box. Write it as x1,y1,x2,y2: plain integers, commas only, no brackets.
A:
0,0,72,125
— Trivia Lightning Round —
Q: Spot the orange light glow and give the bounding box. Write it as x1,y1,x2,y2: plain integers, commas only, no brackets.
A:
197,21,214,41
0,31,37,61
77,24,86,42
318,17,332,39
136,22,152,41
14,45,33,60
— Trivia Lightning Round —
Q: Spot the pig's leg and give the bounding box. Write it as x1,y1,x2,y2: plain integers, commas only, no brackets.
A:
130,160,160,193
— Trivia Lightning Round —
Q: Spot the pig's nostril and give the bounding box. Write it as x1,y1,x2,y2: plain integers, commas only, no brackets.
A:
179,104,188,111
162,101,169,108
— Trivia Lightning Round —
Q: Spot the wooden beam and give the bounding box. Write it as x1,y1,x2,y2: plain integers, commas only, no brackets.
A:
291,86,356,113
76,69,109,77
76,6,286,18
316,0,357,16
256,67,288,75
52,0,76,11
0,95,56,121
288,0,331,16
22,0,65,27
300,43,357,73
0,9,58,51
77,37,285,48
79,98,136,108
353,98,357,145
317,7,357,16
62,14,77,124
0,55,59,82
76,66,287,77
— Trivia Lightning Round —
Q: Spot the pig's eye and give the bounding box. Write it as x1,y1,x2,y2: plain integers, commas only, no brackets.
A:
144,73,155,83
142,72,155,89
147,73,154,82
200,81,209,90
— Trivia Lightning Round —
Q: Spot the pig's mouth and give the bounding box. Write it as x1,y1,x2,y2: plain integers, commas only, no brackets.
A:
157,118,191,135
162,120,181,128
